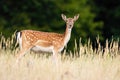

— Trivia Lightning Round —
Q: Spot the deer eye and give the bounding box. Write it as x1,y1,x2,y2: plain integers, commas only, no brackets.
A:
66,21,69,23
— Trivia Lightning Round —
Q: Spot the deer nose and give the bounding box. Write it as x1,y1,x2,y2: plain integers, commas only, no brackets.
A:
68,25,72,29
69,25,72,27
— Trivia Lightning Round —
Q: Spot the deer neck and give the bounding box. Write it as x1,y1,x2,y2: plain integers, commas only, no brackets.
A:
63,25,72,46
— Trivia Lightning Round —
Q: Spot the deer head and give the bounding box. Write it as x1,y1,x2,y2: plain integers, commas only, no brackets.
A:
61,14,79,30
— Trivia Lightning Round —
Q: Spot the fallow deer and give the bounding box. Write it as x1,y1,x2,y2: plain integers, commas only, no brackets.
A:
16,14,79,63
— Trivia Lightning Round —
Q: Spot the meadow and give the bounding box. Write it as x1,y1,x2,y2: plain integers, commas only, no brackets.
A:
0,34,120,80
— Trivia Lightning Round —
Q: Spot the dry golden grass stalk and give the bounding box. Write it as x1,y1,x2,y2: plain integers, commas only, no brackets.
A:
0,34,120,80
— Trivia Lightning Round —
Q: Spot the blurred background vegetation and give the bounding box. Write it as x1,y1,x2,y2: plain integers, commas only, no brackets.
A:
0,0,120,50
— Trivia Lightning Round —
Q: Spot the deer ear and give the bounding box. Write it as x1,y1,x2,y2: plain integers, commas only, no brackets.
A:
73,14,79,21
61,14,67,21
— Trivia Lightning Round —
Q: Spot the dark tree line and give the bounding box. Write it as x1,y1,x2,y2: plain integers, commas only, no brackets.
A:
0,0,120,50
93,0,120,40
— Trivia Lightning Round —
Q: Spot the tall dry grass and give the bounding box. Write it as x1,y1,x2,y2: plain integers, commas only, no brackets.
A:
0,34,120,80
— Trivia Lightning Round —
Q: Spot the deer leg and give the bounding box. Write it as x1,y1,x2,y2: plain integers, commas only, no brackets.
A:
15,47,31,63
52,49,59,64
